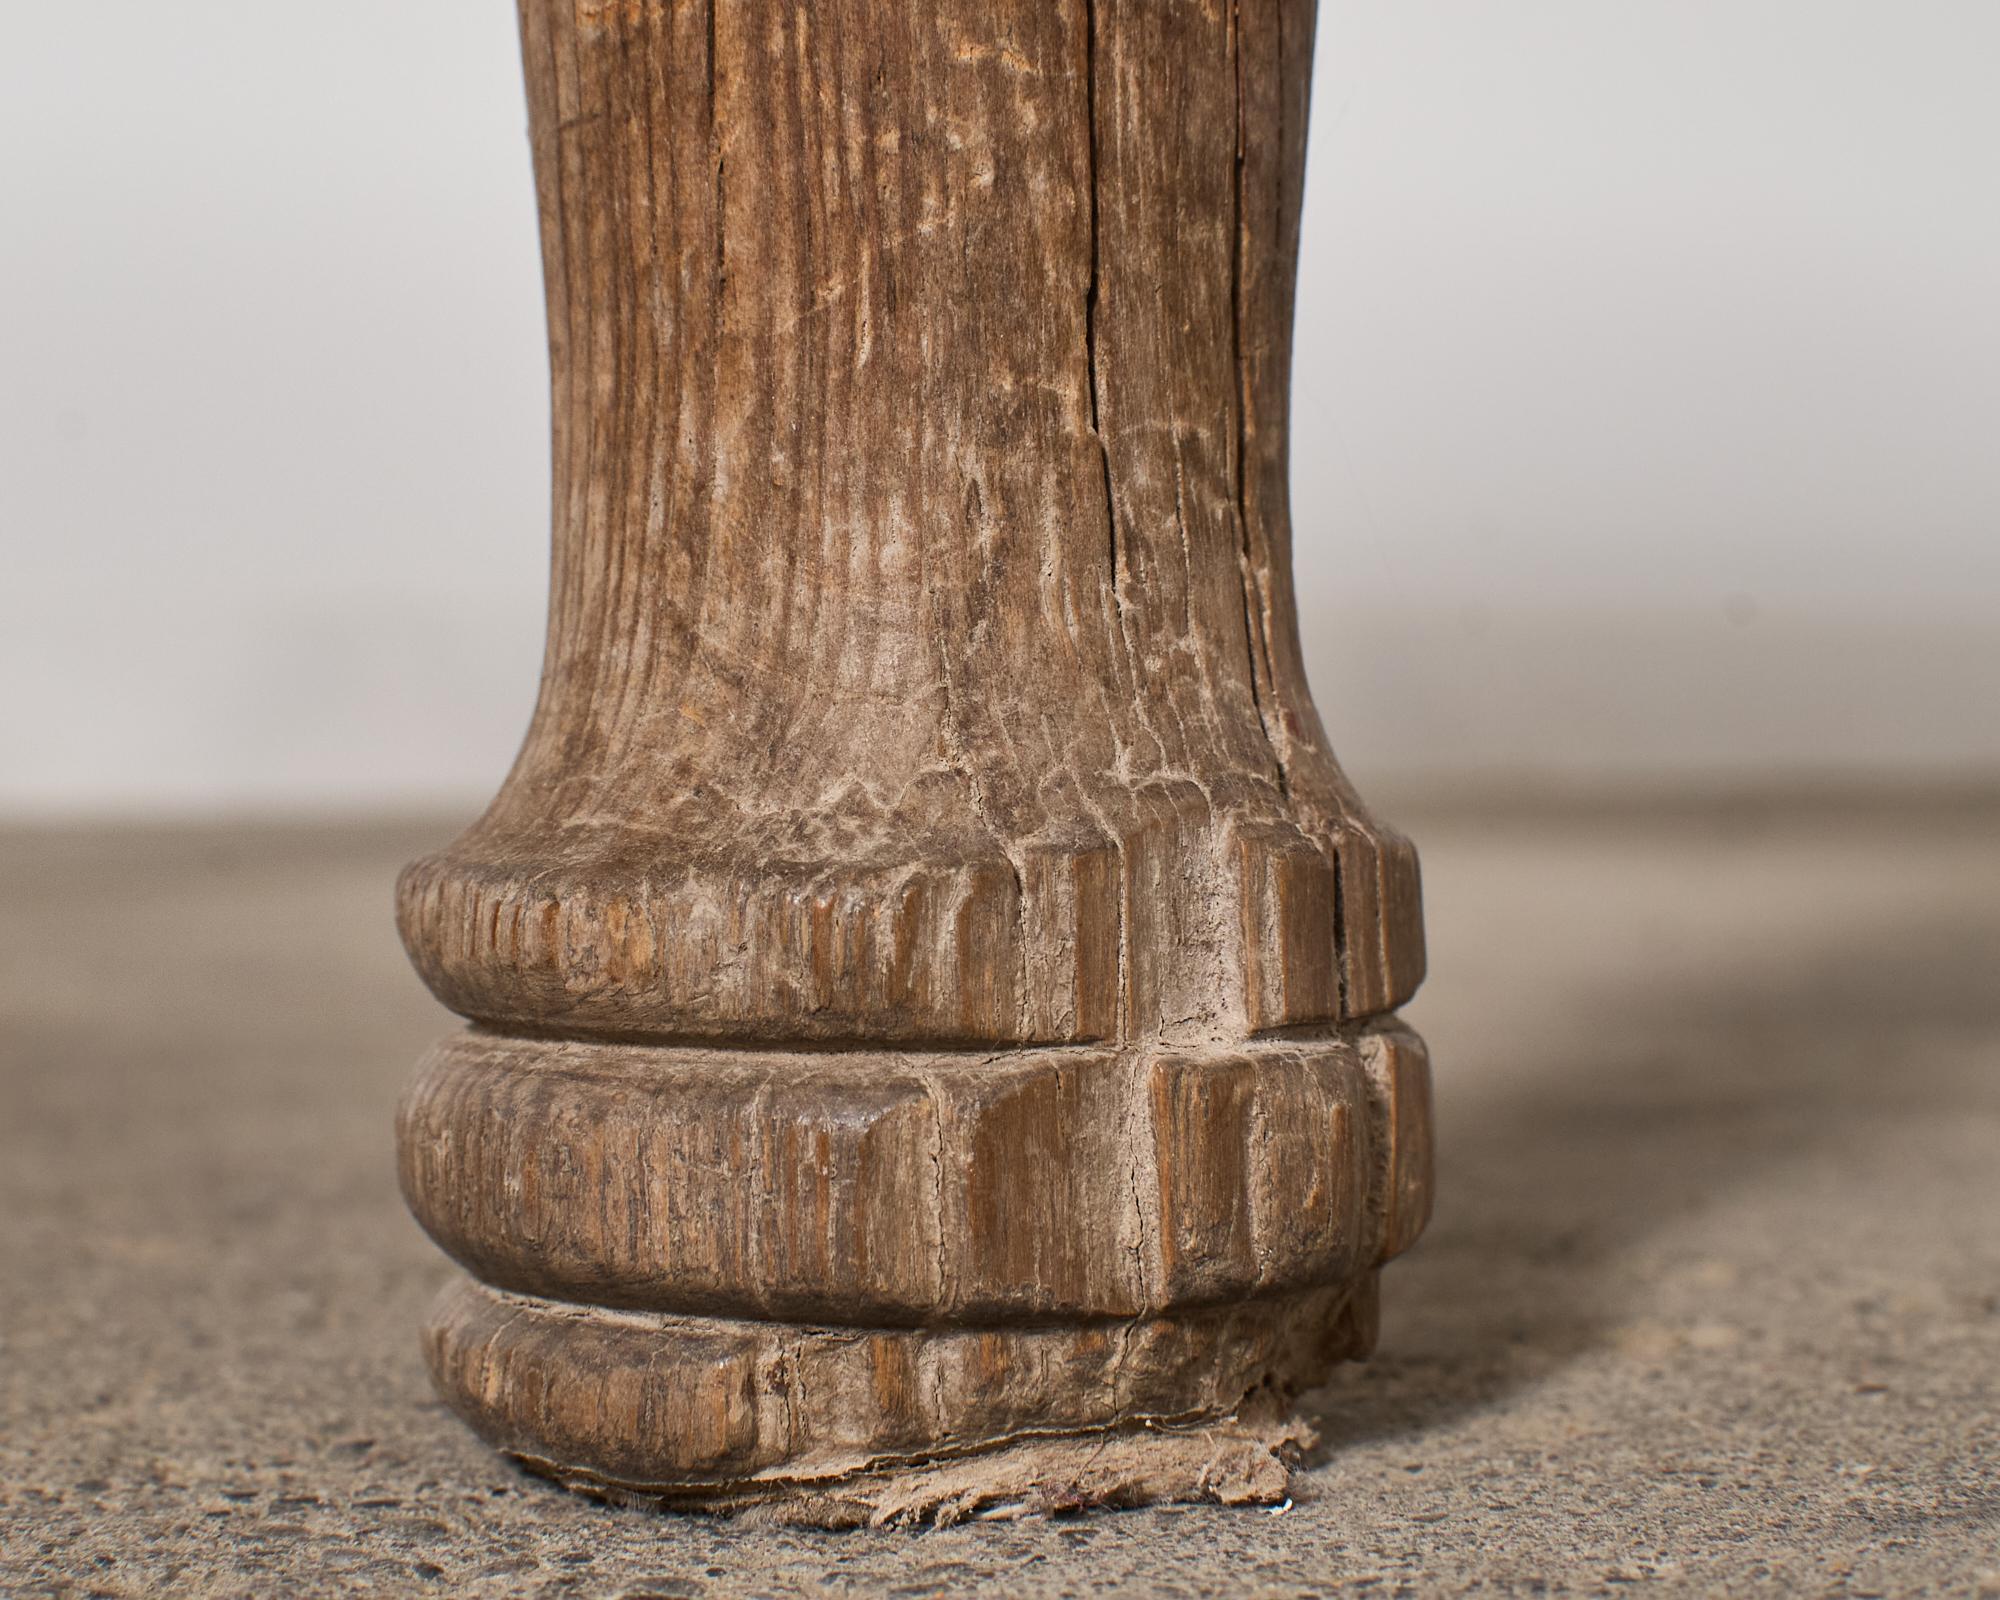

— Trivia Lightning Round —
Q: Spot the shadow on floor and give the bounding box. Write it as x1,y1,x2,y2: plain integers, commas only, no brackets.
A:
1298,904,2000,1460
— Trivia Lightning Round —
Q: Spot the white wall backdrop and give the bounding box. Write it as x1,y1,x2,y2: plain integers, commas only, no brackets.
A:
3,1,1997,812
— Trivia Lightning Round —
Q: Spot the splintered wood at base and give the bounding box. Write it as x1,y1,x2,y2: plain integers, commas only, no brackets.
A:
525,1414,1316,1529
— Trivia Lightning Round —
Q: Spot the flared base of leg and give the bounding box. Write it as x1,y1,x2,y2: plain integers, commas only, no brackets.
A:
423,1274,1379,1526
402,1024,1430,1521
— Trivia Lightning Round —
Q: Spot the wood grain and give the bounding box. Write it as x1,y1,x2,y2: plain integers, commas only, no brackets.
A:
396,0,1430,1520
399,1024,1426,1324
425,1275,1378,1508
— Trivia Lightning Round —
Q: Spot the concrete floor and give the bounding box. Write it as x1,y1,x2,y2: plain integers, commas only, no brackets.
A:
2,795,1996,1597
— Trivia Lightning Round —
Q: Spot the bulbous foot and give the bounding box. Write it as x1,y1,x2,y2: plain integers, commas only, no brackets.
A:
397,1024,1431,1521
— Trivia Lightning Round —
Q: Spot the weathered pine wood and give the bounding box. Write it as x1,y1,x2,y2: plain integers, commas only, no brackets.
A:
396,0,1430,1523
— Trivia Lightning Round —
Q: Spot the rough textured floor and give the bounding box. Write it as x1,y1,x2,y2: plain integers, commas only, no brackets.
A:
2,795,1996,1598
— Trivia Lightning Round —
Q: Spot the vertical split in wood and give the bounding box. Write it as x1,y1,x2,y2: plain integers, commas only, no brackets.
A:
397,0,1430,1524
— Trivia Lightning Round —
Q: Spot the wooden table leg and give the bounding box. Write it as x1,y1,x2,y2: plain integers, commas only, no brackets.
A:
395,0,1430,1525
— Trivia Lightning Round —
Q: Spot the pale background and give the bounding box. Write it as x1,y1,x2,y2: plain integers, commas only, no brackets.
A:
3,0,1996,815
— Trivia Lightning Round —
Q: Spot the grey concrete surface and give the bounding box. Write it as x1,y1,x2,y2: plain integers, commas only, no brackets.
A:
2,796,1996,1597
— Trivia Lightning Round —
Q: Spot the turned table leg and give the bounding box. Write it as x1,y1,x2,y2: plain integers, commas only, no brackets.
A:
395,0,1430,1524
